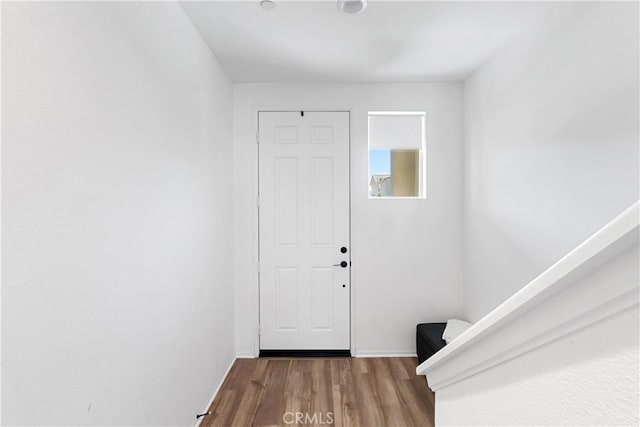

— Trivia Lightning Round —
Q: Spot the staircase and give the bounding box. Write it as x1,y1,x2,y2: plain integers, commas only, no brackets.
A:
417,202,640,426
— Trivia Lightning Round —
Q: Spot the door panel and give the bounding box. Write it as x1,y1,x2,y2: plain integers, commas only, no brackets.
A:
311,157,334,247
311,267,334,330
259,111,350,350
274,157,298,247
275,267,298,331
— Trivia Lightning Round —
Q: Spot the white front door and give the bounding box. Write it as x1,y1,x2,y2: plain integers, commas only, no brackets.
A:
258,111,350,351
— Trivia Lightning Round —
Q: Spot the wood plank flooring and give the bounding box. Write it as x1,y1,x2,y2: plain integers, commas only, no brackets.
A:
201,357,434,427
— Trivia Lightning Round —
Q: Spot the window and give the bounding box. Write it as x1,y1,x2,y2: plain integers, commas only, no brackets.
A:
368,112,426,198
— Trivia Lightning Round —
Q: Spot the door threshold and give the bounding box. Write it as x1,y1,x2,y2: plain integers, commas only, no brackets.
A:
259,349,351,358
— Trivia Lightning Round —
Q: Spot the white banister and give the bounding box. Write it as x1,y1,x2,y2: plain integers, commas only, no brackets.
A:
417,201,640,392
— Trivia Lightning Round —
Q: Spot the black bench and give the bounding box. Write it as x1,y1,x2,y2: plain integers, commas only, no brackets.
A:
416,322,447,365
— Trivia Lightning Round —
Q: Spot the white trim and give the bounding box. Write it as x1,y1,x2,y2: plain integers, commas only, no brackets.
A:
369,111,425,116
367,196,424,200
367,111,427,199
356,352,417,358
417,201,640,390
235,353,256,359
254,107,354,355
194,357,236,427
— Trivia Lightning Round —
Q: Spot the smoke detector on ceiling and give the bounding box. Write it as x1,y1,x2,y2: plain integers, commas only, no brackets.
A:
337,0,367,14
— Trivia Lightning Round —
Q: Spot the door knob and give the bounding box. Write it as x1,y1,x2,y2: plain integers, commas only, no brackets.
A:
333,261,348,268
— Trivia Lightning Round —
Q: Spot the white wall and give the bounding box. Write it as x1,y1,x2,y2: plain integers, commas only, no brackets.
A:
233,83,465,357
463,2,640,321
2,3,234,425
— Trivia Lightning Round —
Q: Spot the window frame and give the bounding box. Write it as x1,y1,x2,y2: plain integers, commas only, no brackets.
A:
367,111,426,199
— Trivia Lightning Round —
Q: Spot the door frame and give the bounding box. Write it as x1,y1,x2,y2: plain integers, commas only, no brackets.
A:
254,108,353,356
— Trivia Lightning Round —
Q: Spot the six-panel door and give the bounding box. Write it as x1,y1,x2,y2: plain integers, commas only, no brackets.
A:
258,111,350,350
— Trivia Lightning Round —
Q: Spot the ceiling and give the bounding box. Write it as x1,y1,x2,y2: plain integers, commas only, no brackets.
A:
179,1,554,83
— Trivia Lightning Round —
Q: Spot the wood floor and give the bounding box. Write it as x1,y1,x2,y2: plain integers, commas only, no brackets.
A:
201,357,434,427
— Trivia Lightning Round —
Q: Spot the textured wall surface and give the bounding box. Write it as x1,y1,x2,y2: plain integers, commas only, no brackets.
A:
2,3,234,425
436,307,639,426
434,239,639,426
463,2,640,321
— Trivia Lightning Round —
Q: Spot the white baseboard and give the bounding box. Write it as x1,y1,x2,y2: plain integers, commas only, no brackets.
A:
235,353,256,359
356,351,417,358
194,356,236,427
236,351,417,358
